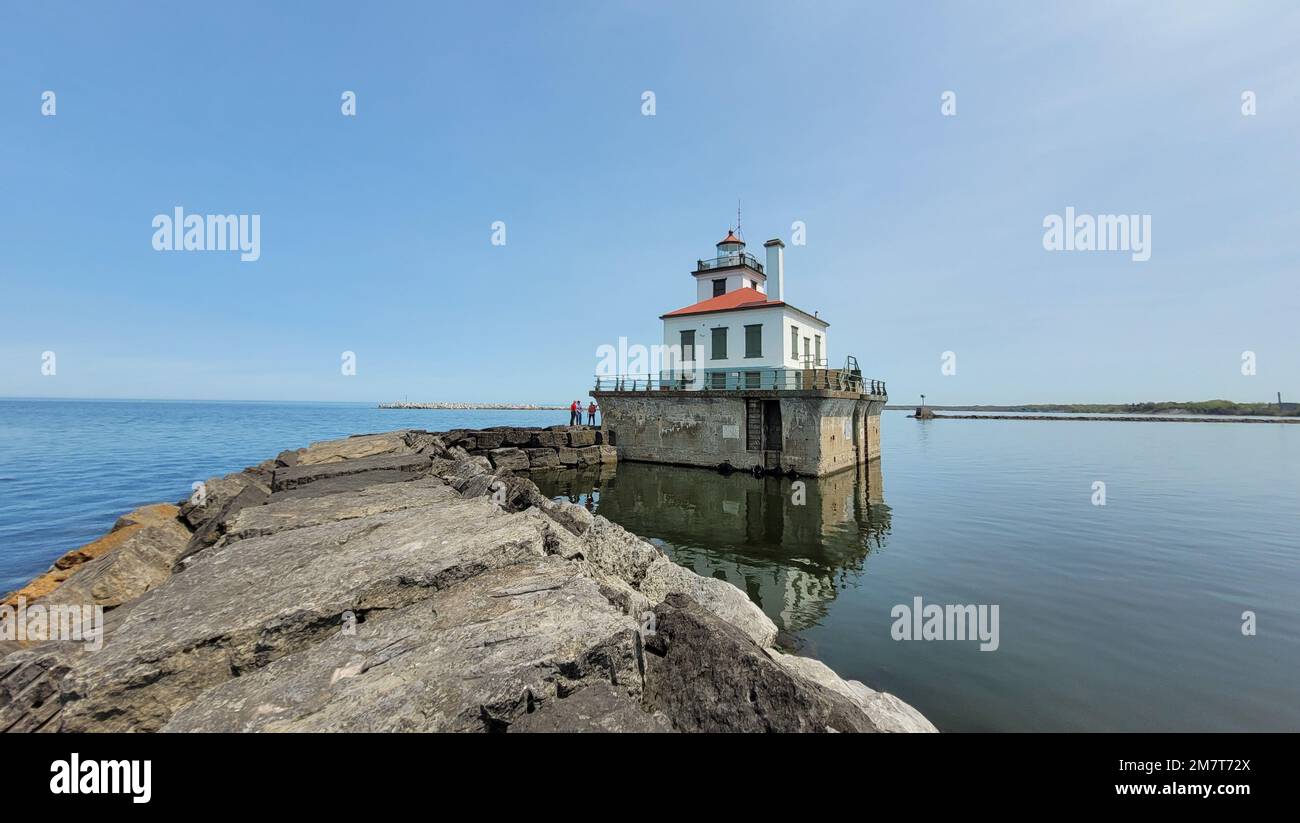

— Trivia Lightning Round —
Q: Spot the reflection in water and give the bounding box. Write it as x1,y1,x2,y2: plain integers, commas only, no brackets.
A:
534,461,891,634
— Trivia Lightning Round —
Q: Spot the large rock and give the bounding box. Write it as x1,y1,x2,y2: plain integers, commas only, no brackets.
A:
526,448,560,470
3,504,186,608
639,555,777,648
472,431,505,450
402,430,444,455
266,469,439,502
57,496,548,732
271,453,432,492
566,515,774,645
178,473,268,530
508,683,673,733
579,517,662,588
493,429,528,447
642,593,884,732
172,483,270,571
221,479,457,543
40,518,191,608
567,430,596,448
575,445,615,467
295,432,413,465
0,647,77,732
529,431,564,448
162,557,642,732
765,650,938,733
541,500,594,538
487,448,529,473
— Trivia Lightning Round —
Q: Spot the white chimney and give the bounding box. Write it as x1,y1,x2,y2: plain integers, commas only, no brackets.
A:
763,239,785,301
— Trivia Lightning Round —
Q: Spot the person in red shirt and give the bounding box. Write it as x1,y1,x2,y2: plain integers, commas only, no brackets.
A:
587,401,598,426
569,400,580,426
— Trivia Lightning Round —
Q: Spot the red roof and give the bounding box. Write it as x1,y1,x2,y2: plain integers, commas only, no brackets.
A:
716,230,744,246
661,287,784,318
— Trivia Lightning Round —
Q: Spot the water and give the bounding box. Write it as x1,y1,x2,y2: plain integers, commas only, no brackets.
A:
0,399,566,594
537,414,1300,732
2,399,1297,731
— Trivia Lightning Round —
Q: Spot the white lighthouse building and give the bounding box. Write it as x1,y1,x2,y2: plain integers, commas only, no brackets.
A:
592,226,886,477
659,231,829,390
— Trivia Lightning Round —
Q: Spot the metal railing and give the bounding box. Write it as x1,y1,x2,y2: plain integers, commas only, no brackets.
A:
593,370,886,396
695,253,764,273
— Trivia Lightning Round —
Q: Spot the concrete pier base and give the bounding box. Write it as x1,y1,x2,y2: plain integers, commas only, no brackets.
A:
592,389,886,477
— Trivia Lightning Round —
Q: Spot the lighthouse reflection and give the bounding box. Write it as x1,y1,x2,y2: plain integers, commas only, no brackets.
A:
534,460,891,634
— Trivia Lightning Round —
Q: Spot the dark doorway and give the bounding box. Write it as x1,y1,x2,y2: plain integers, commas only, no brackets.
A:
763,400,783,452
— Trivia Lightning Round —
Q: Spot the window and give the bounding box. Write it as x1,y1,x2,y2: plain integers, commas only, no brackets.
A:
747,279,755,290
712,279,726,298
711,327,727,360
709,372,727,389
803,338,811,366
815,334,822,366
744,324,762,358
679,330,695,381
790,326,799,360
743,371,761,389
679,330,696,361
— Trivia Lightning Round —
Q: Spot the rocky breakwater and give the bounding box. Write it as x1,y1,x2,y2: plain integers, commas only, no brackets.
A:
1,427,935,733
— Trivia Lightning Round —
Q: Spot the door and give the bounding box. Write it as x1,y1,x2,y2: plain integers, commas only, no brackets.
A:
763,400,782,452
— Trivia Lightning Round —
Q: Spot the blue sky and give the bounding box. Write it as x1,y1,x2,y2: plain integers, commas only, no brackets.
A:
2,1,1297,405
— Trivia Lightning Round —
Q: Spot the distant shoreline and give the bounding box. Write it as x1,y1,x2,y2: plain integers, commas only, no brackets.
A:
379,402,568,411
909,412,1300,425
885,401,1297,419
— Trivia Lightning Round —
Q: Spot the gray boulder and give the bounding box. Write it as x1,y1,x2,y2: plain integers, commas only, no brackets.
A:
58,497,546,732
173,483,270,571
295,432,413,465
270,453,432,492
161,557,641,732
567,430,596,448
502,429,534,447
526,448,560,470
43,520,191,608
765,650,938,733
642,593,883,733
178,471,269,530
508,683,673,733
487,448,529,472
639,555,777,648
472,431,505,450
222,479,456,544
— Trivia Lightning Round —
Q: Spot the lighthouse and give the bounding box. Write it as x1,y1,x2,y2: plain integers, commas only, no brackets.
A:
660,230,829,390
592,226,887,477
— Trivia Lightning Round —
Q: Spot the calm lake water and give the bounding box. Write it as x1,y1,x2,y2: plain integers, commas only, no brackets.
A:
2,399,1298,731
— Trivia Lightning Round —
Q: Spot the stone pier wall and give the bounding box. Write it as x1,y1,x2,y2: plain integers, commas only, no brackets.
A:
435,426,616,473
592,390,885,477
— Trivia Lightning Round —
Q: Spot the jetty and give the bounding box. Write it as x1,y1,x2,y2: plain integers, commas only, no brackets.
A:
1,427,933,733
911,413,1300,425
379,401,567,411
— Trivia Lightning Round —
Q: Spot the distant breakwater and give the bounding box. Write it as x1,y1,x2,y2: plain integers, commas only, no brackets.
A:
913,413,1300,424
380,402,567,411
